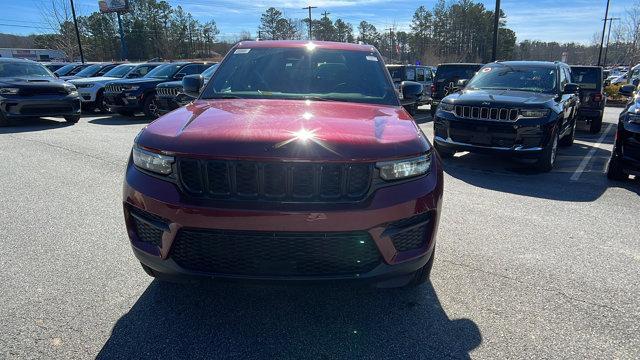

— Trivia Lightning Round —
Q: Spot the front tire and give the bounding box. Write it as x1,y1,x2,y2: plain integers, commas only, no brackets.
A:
95,91,111,113
0,112,9,127
407,248,435,287
606,155,628,181
535,129,558,172
143,94,158,118
64,115,80,123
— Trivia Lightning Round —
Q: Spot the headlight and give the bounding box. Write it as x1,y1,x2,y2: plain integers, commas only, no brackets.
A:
132,145,174,175
69,91,79,96
75,83,94,88
520,109,549,118
0,87,19,95
438,102,455,112
376,154,431,181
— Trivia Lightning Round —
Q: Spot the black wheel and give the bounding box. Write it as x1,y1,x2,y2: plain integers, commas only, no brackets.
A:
535,129,558,172
559,120,575,147
143,94,158,118
116,109,135,117
0,112,10,127
140,262,156,277
407,248,435,287
95,91,111,113
64,115,80,123
589,114,603,134
606,155,628,181
434,142,455,159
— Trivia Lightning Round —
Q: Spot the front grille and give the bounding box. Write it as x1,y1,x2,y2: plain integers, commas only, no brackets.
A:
455,105,519,121
18,86,69,96
105,84,125,93
128,207,168,247
157,87,181,96
170,229,381,276
177,159,372,202
19,105,73,115
388,213,431,252
448,121,517,148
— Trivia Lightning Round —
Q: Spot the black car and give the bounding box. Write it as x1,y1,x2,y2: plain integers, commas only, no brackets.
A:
430,63,483,117
154,63,217,116
53,63,92,77
59,62,118,81
433,61,579,172
0,58,81,126
387,64,434,114
607,84,640,180
104,62,210,117
570,65,605,133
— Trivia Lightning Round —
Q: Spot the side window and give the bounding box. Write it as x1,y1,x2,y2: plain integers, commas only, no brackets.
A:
178,64,201,76
416,68,425,82
405,68,416,81
425,69,433,81
559,67,568,89
133,66,151,76
564,68,572,84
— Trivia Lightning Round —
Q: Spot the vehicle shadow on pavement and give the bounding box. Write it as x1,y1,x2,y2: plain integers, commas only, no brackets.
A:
441,129,640,201
97,281,481,359
89,116,154,125
0,117,74,134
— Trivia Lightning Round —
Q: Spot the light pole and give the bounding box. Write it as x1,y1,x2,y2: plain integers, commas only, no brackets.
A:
69,0,84,63
597,0,611,66
491,0,500,62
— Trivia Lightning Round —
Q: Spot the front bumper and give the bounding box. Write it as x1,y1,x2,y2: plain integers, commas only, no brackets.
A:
433,110,553,157
122,158,443,284
104,91,143,111
0,95,81,118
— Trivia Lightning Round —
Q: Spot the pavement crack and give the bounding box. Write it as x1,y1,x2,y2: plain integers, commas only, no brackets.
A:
440,259,634,316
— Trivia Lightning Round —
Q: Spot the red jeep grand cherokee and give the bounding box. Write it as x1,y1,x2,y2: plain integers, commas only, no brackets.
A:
122,41,443,288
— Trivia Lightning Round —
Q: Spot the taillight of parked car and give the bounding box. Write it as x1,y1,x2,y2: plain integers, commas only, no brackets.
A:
592,93,604,102
431,84,436,94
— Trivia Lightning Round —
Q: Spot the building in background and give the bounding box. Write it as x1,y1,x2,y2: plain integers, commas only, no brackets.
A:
0,48,67,61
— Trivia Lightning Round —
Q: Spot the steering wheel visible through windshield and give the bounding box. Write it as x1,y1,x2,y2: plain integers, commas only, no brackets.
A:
202,47,397,106
467,65,557,93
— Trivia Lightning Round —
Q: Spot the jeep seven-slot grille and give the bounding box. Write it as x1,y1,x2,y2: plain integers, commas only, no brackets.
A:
170,228,381,276
177,159,372,202
105,84,125,93
157,87,181,96
455,105,519,121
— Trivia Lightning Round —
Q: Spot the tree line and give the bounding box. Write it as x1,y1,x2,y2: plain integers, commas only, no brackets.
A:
2,0,639,67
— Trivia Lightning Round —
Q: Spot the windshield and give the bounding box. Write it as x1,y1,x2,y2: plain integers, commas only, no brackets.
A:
74,64,102,77
467,65,557,93
145,64,183,79
436,65,480,81
104,64,135,78
571,68,601,90
387,66,405,81
0,62,53,78
201,64,219,80
202,47,397,105
54,64,77,76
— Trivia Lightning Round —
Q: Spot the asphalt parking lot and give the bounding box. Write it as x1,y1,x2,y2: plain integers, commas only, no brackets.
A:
0,106,638,359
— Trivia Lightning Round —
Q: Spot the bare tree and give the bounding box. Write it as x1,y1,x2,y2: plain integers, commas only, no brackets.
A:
36,0,80,60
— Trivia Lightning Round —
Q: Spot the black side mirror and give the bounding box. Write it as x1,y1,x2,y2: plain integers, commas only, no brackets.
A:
183,74,204,98
563,83,580,94
619,84,636,97
400,81,423,100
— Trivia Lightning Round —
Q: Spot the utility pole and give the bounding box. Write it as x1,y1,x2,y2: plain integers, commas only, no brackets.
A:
69,0,84,63
491,0,500,62
302,5,317,40
385,27,394,63
322,10,330,18
597,0,611,66
603,17,620,68
116,12,127,60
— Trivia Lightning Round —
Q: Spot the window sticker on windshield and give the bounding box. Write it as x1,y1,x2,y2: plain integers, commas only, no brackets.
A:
482,67,492,73
234,48,251,54
366,55,378,61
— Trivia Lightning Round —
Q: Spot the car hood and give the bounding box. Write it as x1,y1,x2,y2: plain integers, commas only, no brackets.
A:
69,76,118,84
157,80,182,89
445,89,556,106
0,76,66,86
138,99,429,161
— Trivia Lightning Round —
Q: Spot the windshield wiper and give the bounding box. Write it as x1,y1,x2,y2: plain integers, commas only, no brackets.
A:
207,94,245,99
303,96,338,102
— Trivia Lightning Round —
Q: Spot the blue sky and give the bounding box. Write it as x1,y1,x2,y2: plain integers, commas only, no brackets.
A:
0,0,630,44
